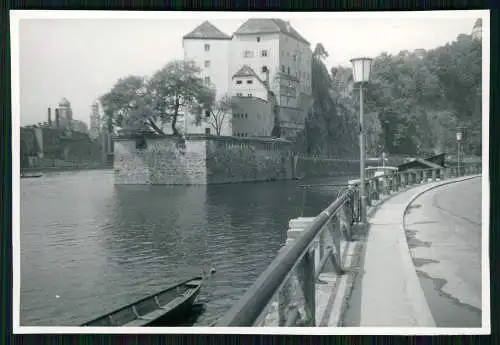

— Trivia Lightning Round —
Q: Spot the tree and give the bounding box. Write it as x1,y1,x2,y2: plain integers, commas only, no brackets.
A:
100,75,159,134
193,90,233,136
100,60,210,137
148,60,209,136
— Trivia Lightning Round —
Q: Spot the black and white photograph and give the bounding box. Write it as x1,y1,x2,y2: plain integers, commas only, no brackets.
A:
11,10,490,334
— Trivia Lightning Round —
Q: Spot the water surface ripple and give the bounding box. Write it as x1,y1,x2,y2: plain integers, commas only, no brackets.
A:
20,170,354,326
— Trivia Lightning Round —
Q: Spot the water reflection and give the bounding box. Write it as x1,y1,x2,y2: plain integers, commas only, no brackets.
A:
20,170,354,326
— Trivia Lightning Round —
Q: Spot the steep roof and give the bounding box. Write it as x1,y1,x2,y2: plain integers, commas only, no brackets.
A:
183,21,231,40
234,19,310,45
233,65,260,78
232,65,269,89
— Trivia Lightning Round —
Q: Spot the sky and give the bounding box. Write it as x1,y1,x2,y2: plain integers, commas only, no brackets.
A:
13,10,486,127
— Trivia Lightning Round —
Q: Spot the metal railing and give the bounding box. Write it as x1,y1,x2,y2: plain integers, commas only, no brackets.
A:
214,163,482,327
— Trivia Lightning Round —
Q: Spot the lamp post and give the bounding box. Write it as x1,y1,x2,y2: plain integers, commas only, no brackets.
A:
456,128,463,177
350,57,373,224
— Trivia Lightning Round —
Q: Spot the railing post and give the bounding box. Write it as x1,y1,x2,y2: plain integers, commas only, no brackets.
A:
366,180,372,206
432,169,437,182
297,250,316,326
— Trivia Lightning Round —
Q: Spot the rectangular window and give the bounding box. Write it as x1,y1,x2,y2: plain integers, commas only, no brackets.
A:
292,54,296,62
281,65,285,73
205,128,211,135
204,60,210,68
287,67,290,75
205,110,210,118
248,93,252,97
236,80,242,85
204,44,210,52
244,50,254,58
261,50,268,57
204,76,211,85
257,36,261,42
247,80,253,84
236,92,243,96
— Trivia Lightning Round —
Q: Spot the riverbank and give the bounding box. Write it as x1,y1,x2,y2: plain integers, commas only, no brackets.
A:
21,165,113,174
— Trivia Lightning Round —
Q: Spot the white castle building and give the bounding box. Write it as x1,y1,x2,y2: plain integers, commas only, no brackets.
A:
181,19,313,139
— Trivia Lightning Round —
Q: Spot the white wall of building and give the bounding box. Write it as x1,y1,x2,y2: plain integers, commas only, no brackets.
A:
183,38,233,136
230,33,280,95
231,75,268,100
183,38,231,97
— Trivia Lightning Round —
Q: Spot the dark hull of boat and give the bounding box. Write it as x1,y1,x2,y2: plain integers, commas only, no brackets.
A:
21,173,43,178
81,276,203,327
147,286,201,326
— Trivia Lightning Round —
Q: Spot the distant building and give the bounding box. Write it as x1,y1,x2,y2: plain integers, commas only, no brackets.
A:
182,19,313,139
414,48,426,59
472,18,482,40
89,101,101,140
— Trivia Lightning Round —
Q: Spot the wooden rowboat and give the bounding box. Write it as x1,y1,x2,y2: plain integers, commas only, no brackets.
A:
81,276,203,327
21,172,43,178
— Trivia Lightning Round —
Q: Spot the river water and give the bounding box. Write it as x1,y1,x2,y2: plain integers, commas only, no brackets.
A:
20,169,355,326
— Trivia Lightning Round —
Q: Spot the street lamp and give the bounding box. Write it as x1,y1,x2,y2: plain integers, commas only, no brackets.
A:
456,128,463,177
350,57,373,224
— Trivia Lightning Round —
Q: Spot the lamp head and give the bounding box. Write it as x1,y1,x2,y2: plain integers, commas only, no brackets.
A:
350,57,373,83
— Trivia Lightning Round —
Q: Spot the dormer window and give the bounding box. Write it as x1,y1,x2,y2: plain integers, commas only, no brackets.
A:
204,44,210,52
236,80,242,85
261,50,268,57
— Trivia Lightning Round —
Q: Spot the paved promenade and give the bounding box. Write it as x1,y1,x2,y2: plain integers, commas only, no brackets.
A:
341,175,482,327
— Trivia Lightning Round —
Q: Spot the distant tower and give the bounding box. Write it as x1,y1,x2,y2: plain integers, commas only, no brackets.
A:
57,97,73,130
472,18,482,40
89,101,101,140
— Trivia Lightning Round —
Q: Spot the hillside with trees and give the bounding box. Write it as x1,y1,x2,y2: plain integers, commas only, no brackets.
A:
303,32,482,159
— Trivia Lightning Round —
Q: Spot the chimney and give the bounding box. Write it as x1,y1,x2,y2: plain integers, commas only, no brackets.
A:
55,108,60,128
48,107,52,126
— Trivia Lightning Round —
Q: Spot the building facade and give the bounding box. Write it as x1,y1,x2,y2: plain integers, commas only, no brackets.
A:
182,19,313,140
182,21,233,136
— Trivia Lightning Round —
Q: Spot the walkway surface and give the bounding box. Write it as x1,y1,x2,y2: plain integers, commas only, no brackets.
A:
404,177,482,327
342,175,483,327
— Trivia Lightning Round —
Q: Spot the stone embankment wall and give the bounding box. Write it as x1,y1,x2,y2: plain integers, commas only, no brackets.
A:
113,135,293,185
206,137,293,183
113,135,374,185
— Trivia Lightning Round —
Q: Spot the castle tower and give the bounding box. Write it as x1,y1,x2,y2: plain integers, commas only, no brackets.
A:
89,101,101,140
